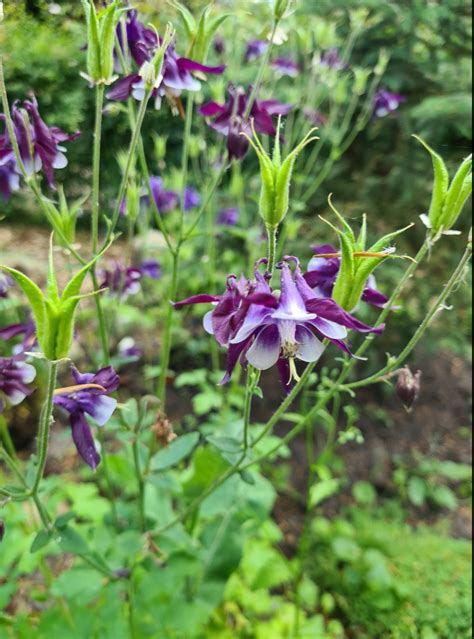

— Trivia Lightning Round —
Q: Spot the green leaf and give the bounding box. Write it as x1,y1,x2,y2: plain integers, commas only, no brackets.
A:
408,476,427,507
57,526,90,555
309,478,342,508
120,399,139,430
440,155,472,229
174,1,196,39
30,529,54,554
206,436,242,454
0,266,46,347
352,480,377,506
55,512,76,530
431,485,458,510
150,432,200,472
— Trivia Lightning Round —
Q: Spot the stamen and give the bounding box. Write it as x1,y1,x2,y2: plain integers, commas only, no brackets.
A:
288,358,301,384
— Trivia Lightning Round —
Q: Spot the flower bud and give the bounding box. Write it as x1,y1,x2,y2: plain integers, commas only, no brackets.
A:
244,121,318,230
396,367,421,412
81,0,121,86
274,0,292,20
141,24,175,90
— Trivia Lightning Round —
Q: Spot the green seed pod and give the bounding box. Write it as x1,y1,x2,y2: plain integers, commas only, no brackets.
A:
274,0,292,20
81,0,120,85
439,155,473,232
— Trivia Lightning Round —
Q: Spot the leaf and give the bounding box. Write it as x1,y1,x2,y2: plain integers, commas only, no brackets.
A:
206,436,242,454
408,476,427,507
57,526,90,555
150,432,200,472
0,266,46,346
431,485,458,510
82,0,101,82
352,480,377,506
98,0,120,82
413,135,450,228
309,478,342,508
120,399,139,430
30,529,54,554
55,512,76,530
173,1,196,39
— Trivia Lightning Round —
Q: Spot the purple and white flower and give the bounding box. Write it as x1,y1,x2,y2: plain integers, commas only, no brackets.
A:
0,318,37,353
99,259,161,299
54,366,120,470
304,244,389,308
0,161,20,200
200,85,292,160
0,96,80,188
245,40,269,62
272,57,300,78
109,10,225,110
176,257,383,390
184,187,201,211
0,356,36,413
0,272,13,299
373,89,406,118
319,48,346,71
147,176,180,213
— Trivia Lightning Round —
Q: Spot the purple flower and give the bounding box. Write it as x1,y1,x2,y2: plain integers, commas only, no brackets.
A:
214,37,225,56
304,245,389,309
140,259,161,280
0,161,20,200
217,207,240,226
320,48,346,71
200,85,293,160
0,272,13,299
272,57,300,78
109,11,226,110
303,108,328,127
373,89,406,118
0,318,37,353
117,337,142,360
99,262,143,299
245,40,269,62
147,176,180,213
0,356,36,413
0,96,80,188
176,258,383,389
184,187,201,211
54,366,119,470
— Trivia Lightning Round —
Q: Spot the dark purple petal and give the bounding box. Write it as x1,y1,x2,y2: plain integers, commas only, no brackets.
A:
141,259,161,280
107,74,141,102
221,339,252,384
70,412,101,471
305,298,385,334
184,187,201,211
374,89,406,118
200,102,227,117
258,100,293,117
177,58,226,75
362,287,389,308
0,323,28,341
174,294,220,309
217,207,240,226
277,357,292,395
0,357,36,410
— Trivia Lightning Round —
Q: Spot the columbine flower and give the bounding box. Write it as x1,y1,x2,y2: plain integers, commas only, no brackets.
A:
319,48,346,71
0,356,36,413
117,336,142,360
99,259,161,299
0,272,13,298
146,176,180,213
272,57,300,78
200,85,292,160
0,161,20,200
373,89,406,118
245,40,269,62
54,366,119,470
0,318,37,353
0,96,80,187
109,10,225,110
176,258,383,389
217,207,240,226
184,187,201,211
304,245,389,309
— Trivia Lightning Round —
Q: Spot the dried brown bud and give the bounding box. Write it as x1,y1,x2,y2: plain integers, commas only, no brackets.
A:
396,367,422,411
151,413,177,448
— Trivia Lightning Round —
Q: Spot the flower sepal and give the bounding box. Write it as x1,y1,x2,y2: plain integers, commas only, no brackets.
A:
174,2,230,64
81,0,123,86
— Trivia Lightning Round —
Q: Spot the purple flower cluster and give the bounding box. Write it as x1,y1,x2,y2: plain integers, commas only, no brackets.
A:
54,367,119,470
200,85,292,160
141,177,200,214
304,245,389,308
0,96,79,196
176,257,383,391
109,10,225,110
99,259,161,299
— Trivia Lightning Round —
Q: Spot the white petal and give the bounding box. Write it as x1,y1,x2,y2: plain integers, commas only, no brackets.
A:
296,326,325,363
246,326,281,371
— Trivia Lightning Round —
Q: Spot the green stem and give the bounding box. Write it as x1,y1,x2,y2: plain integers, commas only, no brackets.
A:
132,435,146,532
31,360,58,497
345,245,472,390
244,20,279,121
180,94,195,236
157,250,179,405
92,85,105,254
97,427,120,529
243,368,260,452
266,224,278,275
102,90,152,249
0,415,16,459
91,269,110,367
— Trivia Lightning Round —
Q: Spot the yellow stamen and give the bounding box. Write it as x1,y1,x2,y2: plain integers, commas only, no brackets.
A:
288,358,301,384
54,384,107,396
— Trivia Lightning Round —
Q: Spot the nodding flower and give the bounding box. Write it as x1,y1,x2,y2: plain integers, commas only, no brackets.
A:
0,356,36,413
199,85,292,160
54,366,120,470
0,96,80,188
175,257,384,392
373,89,406,118
0,161,20,200
304,245,390,309
109,9,225,110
